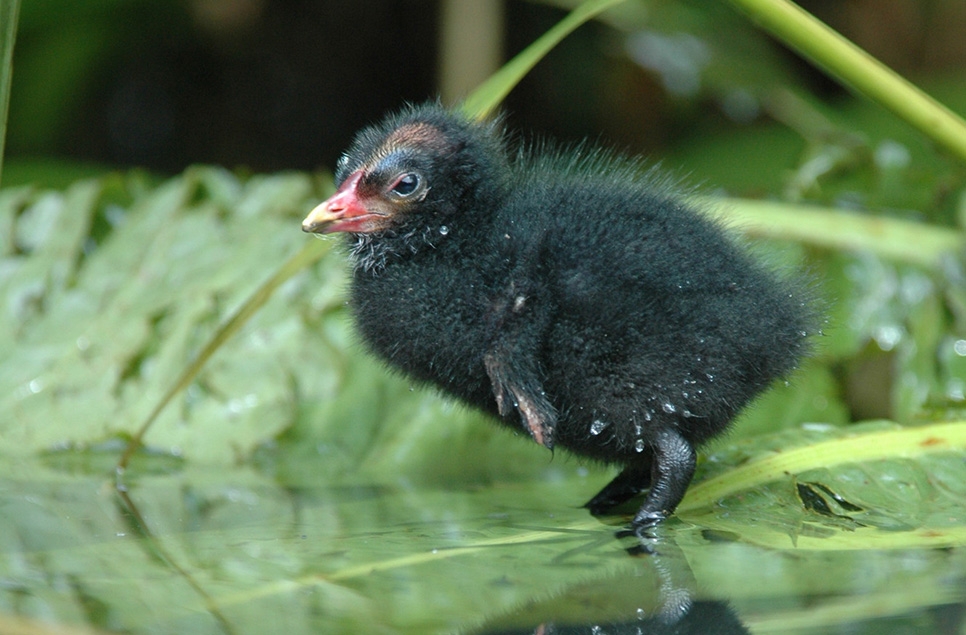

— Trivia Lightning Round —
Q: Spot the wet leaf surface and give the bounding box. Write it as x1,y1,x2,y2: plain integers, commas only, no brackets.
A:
0,426,963,634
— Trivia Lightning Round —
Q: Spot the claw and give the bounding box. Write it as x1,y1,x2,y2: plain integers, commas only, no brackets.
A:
512,388,554,449
483,350,555,449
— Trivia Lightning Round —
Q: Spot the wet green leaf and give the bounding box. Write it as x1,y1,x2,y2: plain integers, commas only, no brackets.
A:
680,420,966,548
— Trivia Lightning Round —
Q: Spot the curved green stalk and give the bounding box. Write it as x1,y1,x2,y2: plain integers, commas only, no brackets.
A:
0,0,21,187
714,197,964,269
727,0,966,163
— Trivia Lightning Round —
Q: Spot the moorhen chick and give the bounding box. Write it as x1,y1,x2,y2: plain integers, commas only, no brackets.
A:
302,103,814,531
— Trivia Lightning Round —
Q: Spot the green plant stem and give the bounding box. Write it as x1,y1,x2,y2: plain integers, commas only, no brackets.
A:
460,0,626,120
725,0,966,164
713,198,964,269
0,0,21,187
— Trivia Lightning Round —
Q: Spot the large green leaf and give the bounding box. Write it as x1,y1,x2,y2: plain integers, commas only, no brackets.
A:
0,169,322,462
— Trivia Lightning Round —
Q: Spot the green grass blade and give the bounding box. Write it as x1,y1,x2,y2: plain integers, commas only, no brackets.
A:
0,0,21,188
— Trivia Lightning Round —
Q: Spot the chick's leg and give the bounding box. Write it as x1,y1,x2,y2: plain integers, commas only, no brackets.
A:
583,460,652,515
632,428,696,530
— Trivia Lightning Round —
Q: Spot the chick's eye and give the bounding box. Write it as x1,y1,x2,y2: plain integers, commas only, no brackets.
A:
390,173,422,198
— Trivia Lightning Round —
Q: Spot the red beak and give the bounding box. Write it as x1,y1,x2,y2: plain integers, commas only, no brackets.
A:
302,170,384,234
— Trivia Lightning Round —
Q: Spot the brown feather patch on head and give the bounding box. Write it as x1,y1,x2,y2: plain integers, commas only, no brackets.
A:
386,122,451,152
361,122,456,176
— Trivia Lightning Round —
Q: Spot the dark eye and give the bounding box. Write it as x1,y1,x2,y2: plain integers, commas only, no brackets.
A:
390,173,422,198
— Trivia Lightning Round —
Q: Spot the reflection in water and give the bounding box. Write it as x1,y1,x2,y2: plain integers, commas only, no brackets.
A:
626,529,695,624
476,527,750,634
484,600,748,634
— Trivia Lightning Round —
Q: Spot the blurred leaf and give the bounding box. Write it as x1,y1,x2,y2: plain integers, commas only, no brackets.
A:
728,360,849,439
541,0,805,98
2,157,122,189
0,168,321,462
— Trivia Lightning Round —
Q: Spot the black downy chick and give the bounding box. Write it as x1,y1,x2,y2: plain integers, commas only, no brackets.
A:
302,103,814,531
